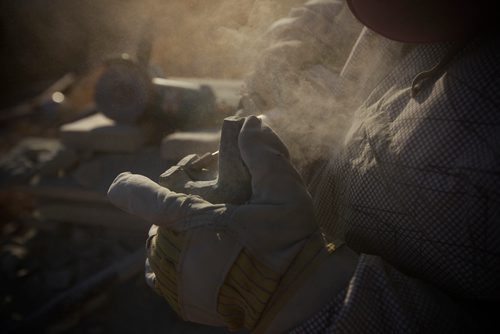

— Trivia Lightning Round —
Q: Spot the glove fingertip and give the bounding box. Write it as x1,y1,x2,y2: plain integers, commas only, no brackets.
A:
242,115,262,130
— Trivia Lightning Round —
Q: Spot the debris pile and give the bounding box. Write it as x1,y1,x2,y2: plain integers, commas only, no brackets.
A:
1,61,242,333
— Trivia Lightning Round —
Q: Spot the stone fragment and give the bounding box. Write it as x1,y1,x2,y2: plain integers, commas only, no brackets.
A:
60,113,145,153
168,77,243,110
0,137,77,186
160,130,220,162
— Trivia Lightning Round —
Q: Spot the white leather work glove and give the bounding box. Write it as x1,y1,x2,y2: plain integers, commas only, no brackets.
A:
108,116,357,333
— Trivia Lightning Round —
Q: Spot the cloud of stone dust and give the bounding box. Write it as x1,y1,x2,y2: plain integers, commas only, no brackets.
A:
149,0,306,78
145,0,404,171
1,0,406,173
239,2,407,172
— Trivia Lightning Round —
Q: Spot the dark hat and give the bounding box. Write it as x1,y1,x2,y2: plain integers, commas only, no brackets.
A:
346,0,480,43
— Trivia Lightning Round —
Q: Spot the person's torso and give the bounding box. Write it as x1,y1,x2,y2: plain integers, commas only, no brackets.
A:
314,35,500,299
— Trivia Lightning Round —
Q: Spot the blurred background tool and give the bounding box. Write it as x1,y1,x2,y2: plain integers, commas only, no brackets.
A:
94,53,225,132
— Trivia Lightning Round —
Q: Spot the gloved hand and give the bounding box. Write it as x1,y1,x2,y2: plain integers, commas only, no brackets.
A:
108,116,357,332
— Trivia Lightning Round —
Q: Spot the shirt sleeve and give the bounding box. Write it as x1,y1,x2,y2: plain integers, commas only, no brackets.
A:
290,254,460,333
